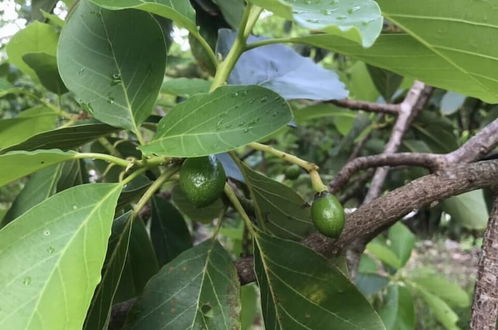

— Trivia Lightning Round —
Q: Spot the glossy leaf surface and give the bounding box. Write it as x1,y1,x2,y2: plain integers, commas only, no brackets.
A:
141,85,292,157
124,239,240,329
58,0,166,131
254,231,385,330
0,150,76,187
0,183,122,329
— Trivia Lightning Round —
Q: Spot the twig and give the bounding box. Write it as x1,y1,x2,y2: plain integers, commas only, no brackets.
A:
470,192,498,330
330,153,444,193
364,81,433,202
330,99,400,114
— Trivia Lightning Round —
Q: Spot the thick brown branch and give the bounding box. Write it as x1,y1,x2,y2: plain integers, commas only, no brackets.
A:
330,99,400,114
329,153,444,193
364,81,433,202
237,160,498,284
470,193,498,330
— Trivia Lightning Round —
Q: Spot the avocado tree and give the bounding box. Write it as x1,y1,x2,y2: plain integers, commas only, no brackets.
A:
0,0,498,329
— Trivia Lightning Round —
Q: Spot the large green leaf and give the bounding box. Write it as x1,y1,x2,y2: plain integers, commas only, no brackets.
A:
0,150,77,187
141,85,293,157
6,22,59,81
1,122,119,153
0,106,58,151
297,0,498,103
0,183,122,329
23,53,68,94
114,218,159,302
249,0,382,47
90,0,197,33
378,285,415,330
238,161,314,240
366,240,402,269
161,78,211,97
387,223,415,268
150,197,192,266
293,103,357,124
84,212,133,330
1,165,62,226
411,284,460,330
58,0,167,132
254,230,385,329
124,239,241,329
411,276,470,309
442,189,489,230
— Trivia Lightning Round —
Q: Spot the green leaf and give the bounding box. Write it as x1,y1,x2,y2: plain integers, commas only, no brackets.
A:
23,53,68,94
387,222,415,268
124,239,241,329
355,273,390,296
378,285,415,330
0,183,122,329
238,161,314,240
411,276,470,309
442,189,489,230
366,65,403,102
91,0,197,33
241,284,259,330
114,218,159,302
249,0,383,47
84,212,133,330
0,149,77,187
0,106,58,151
150,197,192,266
58,0,167,132
141,85,293,157
412,284,460,330
212,0,245,28
6,22,59,81
348,61,379,101
254,230,385,329
366,241,402,269
1,122,119,153
298,0,498,103
1,165,62,226
171,184,224,224
161,78,211,97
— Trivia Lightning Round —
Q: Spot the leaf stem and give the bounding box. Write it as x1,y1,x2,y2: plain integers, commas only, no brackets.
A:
98,137,123,158
130,167,178,217
244,37,292,51
310,170,328,193
224,183,257,237
248,142,319,172
209,4,263,92
76,152,130,167
191,31,219,70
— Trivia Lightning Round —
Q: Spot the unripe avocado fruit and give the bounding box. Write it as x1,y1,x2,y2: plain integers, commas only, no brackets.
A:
179,155,226,208
285,164,301,180
311,191,345,238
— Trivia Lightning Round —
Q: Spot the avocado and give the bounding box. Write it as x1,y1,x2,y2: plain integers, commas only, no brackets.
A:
179,155,226,207
311,191,345,238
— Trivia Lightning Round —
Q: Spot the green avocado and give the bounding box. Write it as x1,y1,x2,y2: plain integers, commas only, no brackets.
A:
285,164,301,180
179,155,226,207
311,192,345,238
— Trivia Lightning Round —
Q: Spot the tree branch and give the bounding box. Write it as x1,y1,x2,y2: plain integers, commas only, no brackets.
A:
329,99,400,114
237,160,498,284
447,117,498,163
470,192,498,330
329,153,444,193
364,81,433,202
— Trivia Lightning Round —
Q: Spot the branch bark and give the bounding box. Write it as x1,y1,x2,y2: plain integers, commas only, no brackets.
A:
470,193,498,330
236,160,498,284
330,99,400,114
364,81,433,202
